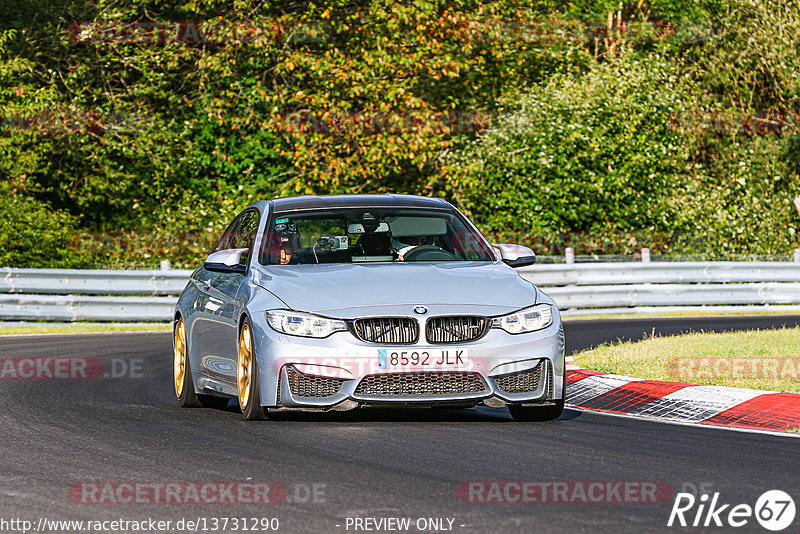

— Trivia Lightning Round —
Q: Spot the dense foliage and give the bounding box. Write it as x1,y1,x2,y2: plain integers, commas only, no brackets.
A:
444,52,697,253
0,0,798,266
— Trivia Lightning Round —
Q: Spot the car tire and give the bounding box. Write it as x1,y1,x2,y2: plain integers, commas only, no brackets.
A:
508,371,566,421
174,316,230,409
174,316,202,407
238,318,268,420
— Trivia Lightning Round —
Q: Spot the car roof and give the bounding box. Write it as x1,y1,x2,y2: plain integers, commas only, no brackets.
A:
270,194,451,213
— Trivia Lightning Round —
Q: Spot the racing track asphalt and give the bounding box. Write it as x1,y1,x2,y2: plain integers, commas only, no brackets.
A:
1,316,799,534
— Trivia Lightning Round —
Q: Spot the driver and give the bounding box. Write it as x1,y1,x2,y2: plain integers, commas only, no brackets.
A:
392,234,433,261
274,220,301,265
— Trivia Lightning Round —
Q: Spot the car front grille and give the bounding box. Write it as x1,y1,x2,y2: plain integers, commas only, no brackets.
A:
354,371,487,397
425,316,488,344
492,360,545,394
352,317,419,344
285,365,346,398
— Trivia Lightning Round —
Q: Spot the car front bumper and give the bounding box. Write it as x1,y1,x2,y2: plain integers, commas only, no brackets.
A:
249,315,565,410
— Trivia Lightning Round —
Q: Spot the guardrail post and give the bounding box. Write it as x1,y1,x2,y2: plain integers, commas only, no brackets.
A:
160,260,171,271
565,247,575,264
641,248,650,263
794,249,800,263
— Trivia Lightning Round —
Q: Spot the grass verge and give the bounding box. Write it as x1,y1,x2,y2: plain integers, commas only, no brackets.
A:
0,324,172,336
573,326,800,392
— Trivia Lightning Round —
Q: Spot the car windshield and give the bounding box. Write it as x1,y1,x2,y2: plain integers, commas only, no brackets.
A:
258,207,495,265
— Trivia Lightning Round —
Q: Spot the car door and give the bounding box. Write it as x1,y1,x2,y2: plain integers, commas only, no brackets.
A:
189,216,236,375
193,209,260,386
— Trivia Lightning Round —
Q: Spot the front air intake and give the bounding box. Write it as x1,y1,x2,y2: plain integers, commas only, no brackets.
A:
352,317,419,344
425,316,488,344
492,360,546,394
285,365,346,398
354,371,487,397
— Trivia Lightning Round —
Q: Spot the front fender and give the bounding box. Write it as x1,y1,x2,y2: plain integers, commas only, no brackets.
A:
243,285,291,406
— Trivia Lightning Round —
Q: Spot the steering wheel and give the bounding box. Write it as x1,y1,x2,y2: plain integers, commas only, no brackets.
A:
402,245,458,261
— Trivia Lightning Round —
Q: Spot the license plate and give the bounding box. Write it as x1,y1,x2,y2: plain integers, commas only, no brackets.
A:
377,348,470,371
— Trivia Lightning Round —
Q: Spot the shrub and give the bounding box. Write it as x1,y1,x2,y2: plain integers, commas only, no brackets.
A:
443,51,697,253
0,184,84,268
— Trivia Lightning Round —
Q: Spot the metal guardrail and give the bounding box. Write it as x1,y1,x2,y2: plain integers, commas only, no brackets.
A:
0,294,179,322
517,262,800,315
0,268,193,295
517,262,800,286
0,268,189,322
2,263,800,322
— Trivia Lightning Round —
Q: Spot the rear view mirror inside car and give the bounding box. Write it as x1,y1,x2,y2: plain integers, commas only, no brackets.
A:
347,222,390,234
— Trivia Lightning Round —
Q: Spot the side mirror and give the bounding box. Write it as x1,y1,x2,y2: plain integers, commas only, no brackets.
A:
204,248,250,274
492,244,537,268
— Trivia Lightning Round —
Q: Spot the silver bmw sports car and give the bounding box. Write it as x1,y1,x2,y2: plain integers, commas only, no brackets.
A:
173,195,565,421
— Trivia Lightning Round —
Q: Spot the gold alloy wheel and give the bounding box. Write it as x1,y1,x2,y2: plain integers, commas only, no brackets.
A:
173,318,186,398
238,324,253,409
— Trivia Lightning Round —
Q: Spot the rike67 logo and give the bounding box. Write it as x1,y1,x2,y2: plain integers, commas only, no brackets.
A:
668,490,795,531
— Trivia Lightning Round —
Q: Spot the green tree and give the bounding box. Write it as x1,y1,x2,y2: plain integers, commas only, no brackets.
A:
443,52,697,253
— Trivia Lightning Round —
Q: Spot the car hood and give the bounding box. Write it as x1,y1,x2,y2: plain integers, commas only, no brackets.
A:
253,262,538,318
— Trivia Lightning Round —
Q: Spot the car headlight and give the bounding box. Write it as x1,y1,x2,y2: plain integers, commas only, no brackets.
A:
266,310,347,338
492,304,553,334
